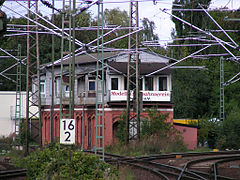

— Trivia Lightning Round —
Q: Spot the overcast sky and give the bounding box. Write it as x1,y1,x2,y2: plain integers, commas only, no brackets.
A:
2,0,240,46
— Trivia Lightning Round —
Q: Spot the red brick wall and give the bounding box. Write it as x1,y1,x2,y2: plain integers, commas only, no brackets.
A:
41,106,174,149
174,125,197,150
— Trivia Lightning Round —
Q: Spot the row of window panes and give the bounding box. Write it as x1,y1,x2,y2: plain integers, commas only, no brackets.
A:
112,77,168,91
86,77,168,91
39,76,168,94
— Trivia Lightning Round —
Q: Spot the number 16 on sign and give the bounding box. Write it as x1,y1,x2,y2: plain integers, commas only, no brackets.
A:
60,119,75,145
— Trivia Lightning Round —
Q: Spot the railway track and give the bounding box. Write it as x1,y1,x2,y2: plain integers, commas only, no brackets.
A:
0,161,27,180
104,150,240,180
0,168,27,179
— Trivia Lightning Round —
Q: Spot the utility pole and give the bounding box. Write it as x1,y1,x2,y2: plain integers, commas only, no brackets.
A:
25,0,41,156
125,0,140,145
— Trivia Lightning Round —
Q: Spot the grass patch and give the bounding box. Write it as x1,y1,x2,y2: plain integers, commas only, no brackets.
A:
188,147,212,152
106,135,187,156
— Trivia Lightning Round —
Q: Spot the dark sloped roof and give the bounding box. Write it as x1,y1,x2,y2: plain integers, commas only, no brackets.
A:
42,50,177,68
42,52,120,68
108,62,172,75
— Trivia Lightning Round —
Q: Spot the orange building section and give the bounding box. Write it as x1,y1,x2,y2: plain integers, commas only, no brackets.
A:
41,105,174,149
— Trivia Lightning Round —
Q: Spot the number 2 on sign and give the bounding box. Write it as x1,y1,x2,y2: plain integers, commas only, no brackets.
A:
64,131,71,142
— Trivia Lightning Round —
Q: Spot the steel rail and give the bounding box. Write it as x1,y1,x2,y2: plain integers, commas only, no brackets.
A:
132,159,207,180
189,169,235,180
177,155,240,180
211,156,240,180
105,154,206,180
135,150,240,160
0,168,27,178
91,151,240,179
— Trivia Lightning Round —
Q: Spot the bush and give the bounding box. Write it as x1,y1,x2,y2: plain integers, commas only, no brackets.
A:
0,135,13,152
217,108,240,150
141,107,170,137
197,117,220,149
15,144,118,179
107,107,186,155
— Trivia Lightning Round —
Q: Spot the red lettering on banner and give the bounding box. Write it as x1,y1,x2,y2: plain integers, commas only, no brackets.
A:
111,91,128,96
143,92,170,97
111,91,170,97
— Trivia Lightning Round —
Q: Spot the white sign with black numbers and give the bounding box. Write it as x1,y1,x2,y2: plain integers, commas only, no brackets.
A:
60,119,75,145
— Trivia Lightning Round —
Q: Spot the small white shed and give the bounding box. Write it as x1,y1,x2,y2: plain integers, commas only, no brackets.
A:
0,91,38,137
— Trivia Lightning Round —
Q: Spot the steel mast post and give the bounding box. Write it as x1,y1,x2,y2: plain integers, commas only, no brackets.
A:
59,0,75,124
125,0,140,145
14,44,22,145
220,57,224,121
25,0,40,156
95,0,105,161
50,0,55,143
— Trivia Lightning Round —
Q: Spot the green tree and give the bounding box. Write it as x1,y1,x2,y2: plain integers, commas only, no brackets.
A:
140,17,158,41
103,8,129,49
141,107,169,137
173,69,212,118
172,0,211,37
217,106,240,150
198,117,220,148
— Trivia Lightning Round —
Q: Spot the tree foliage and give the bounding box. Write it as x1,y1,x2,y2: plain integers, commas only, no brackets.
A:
217,106,240,150
170,1,240,149
141,107,170,137
140,17,159,41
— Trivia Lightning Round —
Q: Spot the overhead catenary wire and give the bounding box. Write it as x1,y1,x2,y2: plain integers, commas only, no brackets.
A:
198,3,239,48
142,45,212,78
50,26,143,66
16,1,85,47
161,8,239,63
170,8,240,12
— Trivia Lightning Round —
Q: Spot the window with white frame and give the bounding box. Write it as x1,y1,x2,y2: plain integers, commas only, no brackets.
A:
55,78,60,96
159,76,167,91
144,77,153,91
88,80,95,91
111,78,119,90
40,81,46,95
124,77,127,90
65,85,70,92
65,85,70,97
